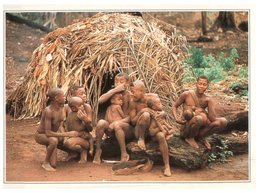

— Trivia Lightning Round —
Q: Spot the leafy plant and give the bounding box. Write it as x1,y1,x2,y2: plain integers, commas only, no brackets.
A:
208,139,233,163
183,47,240,83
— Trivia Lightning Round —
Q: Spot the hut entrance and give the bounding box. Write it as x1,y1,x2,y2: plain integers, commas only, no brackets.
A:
97,72,118,119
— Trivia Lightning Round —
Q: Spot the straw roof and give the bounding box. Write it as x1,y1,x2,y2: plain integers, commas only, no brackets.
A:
7,13,187,126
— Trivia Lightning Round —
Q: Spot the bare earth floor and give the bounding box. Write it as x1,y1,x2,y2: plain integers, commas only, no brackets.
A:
5,115,248,182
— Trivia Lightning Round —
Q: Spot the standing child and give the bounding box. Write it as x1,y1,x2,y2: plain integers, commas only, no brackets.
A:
34,88,79,171
146,95,175,140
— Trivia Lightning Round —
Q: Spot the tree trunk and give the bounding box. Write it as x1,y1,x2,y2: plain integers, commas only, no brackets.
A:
201,12,207,35
212,11,237,31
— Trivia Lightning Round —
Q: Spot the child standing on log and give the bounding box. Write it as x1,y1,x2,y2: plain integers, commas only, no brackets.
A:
146,95,175,140
34,88,79,171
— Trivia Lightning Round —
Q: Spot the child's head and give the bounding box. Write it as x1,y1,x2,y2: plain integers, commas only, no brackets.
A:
147,95,163,111
110,93,123,106
69,85,87,102
115,73,130,87
68,97,84,112
47,88,65,106
183,109,194,121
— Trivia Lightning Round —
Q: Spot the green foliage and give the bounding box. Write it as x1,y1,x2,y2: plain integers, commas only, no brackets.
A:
238,66,248,79
230,81,248,96
208,139,233,163
218,48,239,71
183,47,240,83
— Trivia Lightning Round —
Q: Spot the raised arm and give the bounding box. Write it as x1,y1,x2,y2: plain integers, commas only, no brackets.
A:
98,84,125,104
172,92,187,124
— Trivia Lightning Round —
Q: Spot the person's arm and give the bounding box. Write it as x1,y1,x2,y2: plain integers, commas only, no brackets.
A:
44,109,79,138
115,105,126,118
129,103,139,125
207,98,217,122
98,84,125,104
78,104,92,124
172,92,187,124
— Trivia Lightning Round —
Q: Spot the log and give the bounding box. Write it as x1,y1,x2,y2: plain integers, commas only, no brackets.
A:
100,102,248,169
127,133,247,170
100,132,247,170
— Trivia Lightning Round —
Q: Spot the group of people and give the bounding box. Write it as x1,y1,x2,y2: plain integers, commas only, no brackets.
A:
35,73,228,177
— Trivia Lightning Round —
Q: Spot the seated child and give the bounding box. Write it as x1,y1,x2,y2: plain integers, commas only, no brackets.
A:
64,96,94,163
105,93,128,131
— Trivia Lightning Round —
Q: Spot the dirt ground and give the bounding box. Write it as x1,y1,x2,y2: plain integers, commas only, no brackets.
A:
5,115,248,182
4,13,249,182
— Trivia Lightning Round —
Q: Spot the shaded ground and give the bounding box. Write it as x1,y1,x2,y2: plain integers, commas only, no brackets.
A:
4,13,249,182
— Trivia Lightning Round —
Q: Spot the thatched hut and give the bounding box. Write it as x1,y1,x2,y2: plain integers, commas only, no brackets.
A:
7,13,187,126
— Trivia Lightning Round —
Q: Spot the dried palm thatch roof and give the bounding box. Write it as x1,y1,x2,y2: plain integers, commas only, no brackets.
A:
7,13,187,126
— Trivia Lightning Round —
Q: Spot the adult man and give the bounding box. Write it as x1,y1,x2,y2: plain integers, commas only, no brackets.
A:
129,80,172,176
172,75,228,149
93,73,133,164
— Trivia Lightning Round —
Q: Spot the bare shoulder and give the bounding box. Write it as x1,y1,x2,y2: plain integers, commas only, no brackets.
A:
43,106,52,117
84,103,92,110
180,90,190,98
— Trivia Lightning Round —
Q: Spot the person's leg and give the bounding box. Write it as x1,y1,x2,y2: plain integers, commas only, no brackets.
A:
155,132,171,177
93,119,109,164
113,122,132,162
135,112,151,150
35,132,58,171
64,137,90,163
197,117,227,150
182,115,204,149
43,137,58,171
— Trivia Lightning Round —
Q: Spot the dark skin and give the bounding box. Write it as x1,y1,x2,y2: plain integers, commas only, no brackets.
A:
65,97,93,163
64,87,93,162
143,96,173,177
93,75,133,164
105,93,126,124
129,82,150,151
172,78,228,149
35,88,79,172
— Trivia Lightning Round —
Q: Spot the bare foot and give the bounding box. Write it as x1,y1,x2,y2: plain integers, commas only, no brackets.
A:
163,166,172,177
93,149,102,164
120,153,130,162
78,150,88,164
185,138,199,149
89,149,94,157
137,139,146,150
64,152,78,162
199,138,211,150
41,163,56,172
